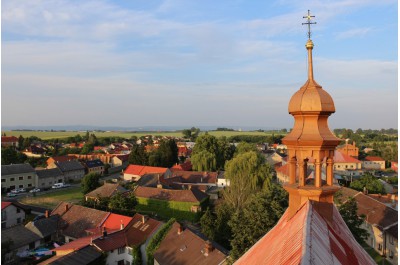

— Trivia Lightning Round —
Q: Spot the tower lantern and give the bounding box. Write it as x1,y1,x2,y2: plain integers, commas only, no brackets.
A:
282,10,341,221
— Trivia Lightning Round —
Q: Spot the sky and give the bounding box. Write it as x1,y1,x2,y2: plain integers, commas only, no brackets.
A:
1,0,398,130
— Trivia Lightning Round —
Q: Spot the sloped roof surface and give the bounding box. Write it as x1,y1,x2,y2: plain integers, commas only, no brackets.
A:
124,164,167,175
55,160,84,172
135,186,208,203
46,245,101,265
154,222,227,265
84,159,104,168
2,225,42,250
1,136,18,142
85,183,127,198
1,202,12,210
36,168,63,179
1,163,35,176
25,215,59,238
51,202,109,238
364,156,385,162
235,201,375,265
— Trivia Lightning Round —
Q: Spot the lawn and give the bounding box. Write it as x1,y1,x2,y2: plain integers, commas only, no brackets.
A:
2,130,283,140
19,187,83,209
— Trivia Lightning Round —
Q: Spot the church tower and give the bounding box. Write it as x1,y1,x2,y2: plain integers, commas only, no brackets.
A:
282,10,341,222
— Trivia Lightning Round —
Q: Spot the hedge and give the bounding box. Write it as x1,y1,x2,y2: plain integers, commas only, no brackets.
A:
146,218,176,265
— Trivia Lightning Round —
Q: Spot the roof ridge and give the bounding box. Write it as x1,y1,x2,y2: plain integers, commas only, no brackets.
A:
356,193,399,212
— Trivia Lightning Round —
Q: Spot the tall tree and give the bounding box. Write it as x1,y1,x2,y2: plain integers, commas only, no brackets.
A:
158,139,179,167
350,173,385,194
81,173,101,194
191,150,217,171
129,144,148,165
191,134,231,170
339,197,369,244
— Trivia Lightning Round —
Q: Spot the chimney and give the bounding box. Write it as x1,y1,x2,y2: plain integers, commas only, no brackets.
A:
45,210,49,218
65,204,69,213
120,220,124,230
177,224,184,235
142,215,147,224
204,240,214,256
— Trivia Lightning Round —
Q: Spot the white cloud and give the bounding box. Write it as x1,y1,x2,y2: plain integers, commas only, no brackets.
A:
335,28,373,39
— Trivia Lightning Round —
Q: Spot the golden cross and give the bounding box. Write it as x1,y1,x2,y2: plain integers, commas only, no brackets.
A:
302,10,316,39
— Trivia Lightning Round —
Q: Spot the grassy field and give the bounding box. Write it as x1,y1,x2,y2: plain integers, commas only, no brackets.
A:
19,187,83,209
2,130,282,140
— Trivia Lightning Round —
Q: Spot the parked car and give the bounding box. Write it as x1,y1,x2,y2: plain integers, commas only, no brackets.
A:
52,183,65,189
29,188,41,193
11,188,26,193
7,193,17,197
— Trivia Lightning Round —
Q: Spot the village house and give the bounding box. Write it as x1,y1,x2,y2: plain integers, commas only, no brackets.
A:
123,164,170,182
50,202,110,243
1,163,37,192
171,160,193,171
340,187,398,264
35,168,64,189
2,225,42,264
362,156,386,170
83,159,105,176
1,202,26,228
134,186,209,221
85,183,128,202
163,170,219,191
110,154,129,167
216,171,230,188
46,155,77,168
23,144,47,157
264,150,286,167
154,222,228,265
25,210,60,244
337,140,359,157
54,160,85,182
1,136,19,149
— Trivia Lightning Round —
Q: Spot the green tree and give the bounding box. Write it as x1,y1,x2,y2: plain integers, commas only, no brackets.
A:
81,143,94,154
191,150,217,171
339,197,369,244
191,134,231,170
18,135,24,150
157,139,179,167
182,127,200,141
81,173,101,194
108,192,137,212
129,144,148,165
350,173,385,194
228,185,288,261
234,142,258,156
200,208,215,240
1,147,27,165
223,151,272,210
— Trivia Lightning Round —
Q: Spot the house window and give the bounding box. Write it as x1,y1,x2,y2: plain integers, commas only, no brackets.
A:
378,244,382,250
1,179,5,183
118,247,125,254
17,217,21,224
389,235,394,244
28,184,32,187
28,176,32,179
10,178,15,182
19,177,23,180
17,208,21,213
19,185,23,188
389,250,394,259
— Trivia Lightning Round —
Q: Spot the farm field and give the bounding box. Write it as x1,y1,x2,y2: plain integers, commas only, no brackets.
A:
19,187,83,209
2,130,284,140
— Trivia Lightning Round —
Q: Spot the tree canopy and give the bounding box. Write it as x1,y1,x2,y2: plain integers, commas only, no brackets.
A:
81,173,101,194
128,143,148,165
338,197,369,244
350,173,386,194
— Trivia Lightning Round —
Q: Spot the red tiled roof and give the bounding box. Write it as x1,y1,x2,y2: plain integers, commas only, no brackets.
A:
1,202,12,210
334,151,361,163
51,202,109,239
54,235,94,252
135,186,208,203
171,160,193,171
166,170,218,184
101,213,132,231
235,201,375,265
154,222,227,265
124,165,168,176
93,214,161,252
1,136,18,142
364,156,385,162
275,164,288,175
85,183,127,198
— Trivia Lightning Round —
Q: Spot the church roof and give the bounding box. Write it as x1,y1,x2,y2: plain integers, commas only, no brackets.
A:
235,200,375,265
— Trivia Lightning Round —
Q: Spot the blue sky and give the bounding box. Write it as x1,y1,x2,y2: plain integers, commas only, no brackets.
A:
2,0,398,130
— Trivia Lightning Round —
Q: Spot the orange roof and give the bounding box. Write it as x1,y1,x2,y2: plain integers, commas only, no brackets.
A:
171,161,193,171
124,164,168,176
101,213,132,231
333,151,361,163
364,156,385,162
54,235,94,252
235,201,375,265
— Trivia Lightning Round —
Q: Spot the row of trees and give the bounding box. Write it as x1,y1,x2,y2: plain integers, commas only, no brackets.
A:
128,139,178,168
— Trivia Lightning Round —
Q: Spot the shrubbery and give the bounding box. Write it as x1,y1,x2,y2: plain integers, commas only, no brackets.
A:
146,218,175,265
